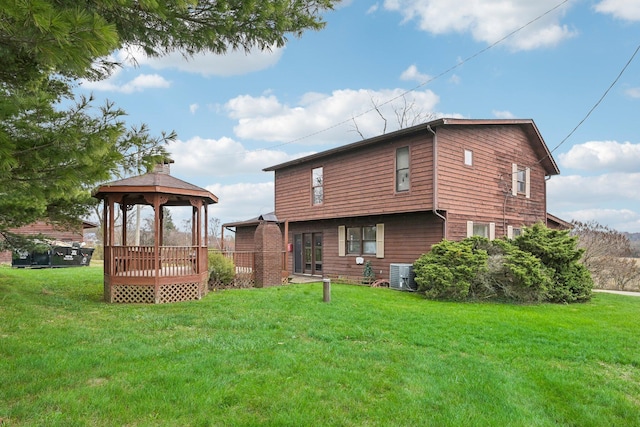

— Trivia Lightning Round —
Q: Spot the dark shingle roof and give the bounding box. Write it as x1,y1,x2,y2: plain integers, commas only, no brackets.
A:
93,171,218,205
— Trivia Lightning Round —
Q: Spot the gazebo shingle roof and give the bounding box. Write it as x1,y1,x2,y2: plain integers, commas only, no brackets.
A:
93,171,218,206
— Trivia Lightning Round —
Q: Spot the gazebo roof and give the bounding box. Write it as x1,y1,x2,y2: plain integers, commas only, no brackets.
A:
93,169,218,206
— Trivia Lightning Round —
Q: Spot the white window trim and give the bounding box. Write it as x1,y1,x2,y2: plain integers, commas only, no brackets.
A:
512,163,531,199
507,225,514,239
338,225,345,257
467,221,495,240
464,149,473,166
376,223,384,258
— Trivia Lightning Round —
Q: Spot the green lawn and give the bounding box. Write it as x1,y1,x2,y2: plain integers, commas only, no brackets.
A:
1,266,639,426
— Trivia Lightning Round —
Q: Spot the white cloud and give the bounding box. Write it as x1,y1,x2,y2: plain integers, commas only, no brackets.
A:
189,104,199,114
595,0,640,21
558,208,640,233
225,88,441,144
383,0,577,51
493,110,515,119
118,45,283,77
225,94,287,120
166,136,315,179
367,3,380,14
548,173,640,208
206,182,275,224
624,87,640,98
164,182,274,231
548,173,640,232
558,140,640,172
400,65,432,82
81,70,170,93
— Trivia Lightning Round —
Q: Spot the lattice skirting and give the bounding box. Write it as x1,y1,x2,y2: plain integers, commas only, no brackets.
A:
111,284,155,303
109,281,205,304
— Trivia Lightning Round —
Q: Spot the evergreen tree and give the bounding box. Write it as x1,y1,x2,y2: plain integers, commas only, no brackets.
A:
0,0,338,249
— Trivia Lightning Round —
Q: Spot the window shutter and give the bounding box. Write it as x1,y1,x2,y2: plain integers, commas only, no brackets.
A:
338,226,345,257
507,225,514,239
511,163,518,196
525,167,531,199
489,222,496,240
466,221,474,238
376,223,385,258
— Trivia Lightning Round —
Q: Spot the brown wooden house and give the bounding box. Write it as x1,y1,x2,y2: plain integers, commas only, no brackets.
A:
0,220,96,265
233,118,562,282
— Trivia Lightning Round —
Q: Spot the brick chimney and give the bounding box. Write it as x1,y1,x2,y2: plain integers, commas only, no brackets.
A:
153,158,175,175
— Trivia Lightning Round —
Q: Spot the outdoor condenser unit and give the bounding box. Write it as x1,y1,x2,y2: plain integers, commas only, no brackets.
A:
389,263,417,291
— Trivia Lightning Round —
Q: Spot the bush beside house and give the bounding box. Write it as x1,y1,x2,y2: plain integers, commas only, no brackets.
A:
414,223,593,303
208,251,235,289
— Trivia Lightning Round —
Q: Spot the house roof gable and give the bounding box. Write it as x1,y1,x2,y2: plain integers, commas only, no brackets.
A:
264,118,560,176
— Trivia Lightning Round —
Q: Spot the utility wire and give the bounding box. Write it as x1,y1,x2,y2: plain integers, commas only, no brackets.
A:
254,0,571,152
547,42,640,156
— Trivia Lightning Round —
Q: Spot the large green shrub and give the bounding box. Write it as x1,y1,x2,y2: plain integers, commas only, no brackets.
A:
208,251,235,285
513,223,593,303
413,225,590,304
413,239,488,301
485,239,553,303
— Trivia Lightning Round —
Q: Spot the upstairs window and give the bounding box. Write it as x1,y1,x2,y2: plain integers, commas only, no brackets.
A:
312,167,323,205
396,147,410,192
517,169,526,193
511,163,530,198
464,149,473,166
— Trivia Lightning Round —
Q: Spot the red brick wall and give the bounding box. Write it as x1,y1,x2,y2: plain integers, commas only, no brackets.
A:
254,221,283,287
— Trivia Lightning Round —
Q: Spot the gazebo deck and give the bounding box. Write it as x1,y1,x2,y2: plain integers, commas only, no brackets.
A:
103,245,209,303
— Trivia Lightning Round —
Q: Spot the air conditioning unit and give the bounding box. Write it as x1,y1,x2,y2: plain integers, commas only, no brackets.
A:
389,263,417,291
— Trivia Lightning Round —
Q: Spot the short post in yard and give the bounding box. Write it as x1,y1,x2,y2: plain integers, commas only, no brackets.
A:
323,278,331,303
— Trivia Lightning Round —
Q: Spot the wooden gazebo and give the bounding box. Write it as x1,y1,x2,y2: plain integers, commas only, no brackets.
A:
93,162,218,303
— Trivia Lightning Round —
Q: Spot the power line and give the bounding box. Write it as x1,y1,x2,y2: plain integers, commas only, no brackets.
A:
548,42,640,156
254,0,571,152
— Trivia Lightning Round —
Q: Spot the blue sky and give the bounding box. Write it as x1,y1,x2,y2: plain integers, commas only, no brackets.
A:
80,0,640,232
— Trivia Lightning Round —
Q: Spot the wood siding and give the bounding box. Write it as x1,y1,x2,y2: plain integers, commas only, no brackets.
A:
256,120,557,280
435,125,548,240
286,212,443,280
0,221,86,264
273,132,434,221
9,221,84,242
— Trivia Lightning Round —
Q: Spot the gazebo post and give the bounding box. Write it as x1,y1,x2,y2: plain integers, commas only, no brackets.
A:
192,205,197,246
121,203,128,246
108,198,115,248
158,202,164,246
152,197,160,303
204,203,209,248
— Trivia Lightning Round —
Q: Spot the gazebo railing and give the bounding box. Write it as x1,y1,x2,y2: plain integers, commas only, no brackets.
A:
106,245,204,277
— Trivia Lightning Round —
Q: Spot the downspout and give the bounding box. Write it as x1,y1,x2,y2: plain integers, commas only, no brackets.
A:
427,125,447,239
545,175,551,227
